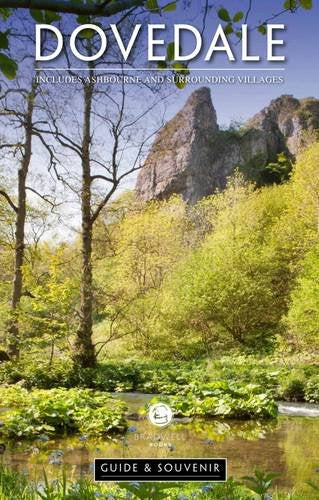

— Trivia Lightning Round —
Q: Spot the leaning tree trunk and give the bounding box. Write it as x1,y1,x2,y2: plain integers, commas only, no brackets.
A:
73,79,96,368
8,83,36,359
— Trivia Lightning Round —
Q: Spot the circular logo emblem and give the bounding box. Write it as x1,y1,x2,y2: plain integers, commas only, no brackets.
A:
148,403,173,427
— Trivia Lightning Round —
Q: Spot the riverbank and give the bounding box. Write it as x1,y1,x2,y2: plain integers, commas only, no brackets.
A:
1,392,319,495
1,355,318,405
1,355,319,498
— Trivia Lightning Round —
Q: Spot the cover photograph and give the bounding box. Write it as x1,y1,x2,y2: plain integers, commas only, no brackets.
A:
0,0,319,498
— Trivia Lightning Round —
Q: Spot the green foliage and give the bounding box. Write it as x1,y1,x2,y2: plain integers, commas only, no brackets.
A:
218,8,231,22
289,143,319,238
258,24,267,35
148,378,278,420
0,360,71,388
2,143,319,384
0,464,30,499
263,153,293,184
240,151,292,186
146,0,176,15
305,375,319,403
0,53,17,80
2,463,310,499
283,0,312,11
0,243,80,361
156,39,190,88
307,479,319,493
242,469,281,499
233,11,244,23
0,30,9,49
93,196,190,356
157,176,290,353
280,378,306,402
0,358,205,393
163,2,177,12
167,42,175,61
206,356,319,405
146,0,160,13
299,0,313,9
284,0,297,9
1,355,318,405
20,246,79,358
0,387,127,439
0,8,11,21
29,9,61,23
118,482,180,499
286,245,319,350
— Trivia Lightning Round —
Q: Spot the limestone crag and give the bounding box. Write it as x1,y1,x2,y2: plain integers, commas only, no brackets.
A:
247,95,319,156
136,89,319,203
136,88,219,204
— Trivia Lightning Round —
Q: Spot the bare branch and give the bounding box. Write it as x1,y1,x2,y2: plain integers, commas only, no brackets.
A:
0,189,18,213
26,186,61,211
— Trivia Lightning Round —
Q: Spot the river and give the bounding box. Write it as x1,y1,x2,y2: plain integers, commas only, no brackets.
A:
1,393,319,494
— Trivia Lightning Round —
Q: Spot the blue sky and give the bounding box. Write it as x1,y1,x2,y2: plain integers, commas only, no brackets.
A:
30,0,319,125
158,0,319,125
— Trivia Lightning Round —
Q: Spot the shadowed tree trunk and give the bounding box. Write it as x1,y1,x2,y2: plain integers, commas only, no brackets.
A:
7,79,37,359
73,77,96,368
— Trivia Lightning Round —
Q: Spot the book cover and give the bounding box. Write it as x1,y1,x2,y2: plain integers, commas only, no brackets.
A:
0,1,318,498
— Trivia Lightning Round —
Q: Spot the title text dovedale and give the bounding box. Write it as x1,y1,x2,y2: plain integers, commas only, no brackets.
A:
36,23,286,63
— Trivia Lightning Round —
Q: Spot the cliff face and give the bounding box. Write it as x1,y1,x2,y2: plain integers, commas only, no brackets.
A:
135,88,219,204
136,89,319,203
247,95,319,156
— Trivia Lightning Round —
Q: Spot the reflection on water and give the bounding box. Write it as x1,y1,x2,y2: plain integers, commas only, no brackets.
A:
2,393,319,495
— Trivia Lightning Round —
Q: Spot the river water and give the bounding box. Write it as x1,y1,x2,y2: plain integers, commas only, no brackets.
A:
1,393,319,495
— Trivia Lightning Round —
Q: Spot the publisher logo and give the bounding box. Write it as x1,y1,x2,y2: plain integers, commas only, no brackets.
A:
148,403,173,427
94,458,227,482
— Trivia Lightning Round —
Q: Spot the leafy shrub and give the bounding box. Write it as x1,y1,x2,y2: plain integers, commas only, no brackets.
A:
0,359,73,388
303,364,319,378
0,359,205,394
280,379,306,402
206,357,282,395
1,357,318,409
305,375,319,404
149,381,278,420
0,387,127,439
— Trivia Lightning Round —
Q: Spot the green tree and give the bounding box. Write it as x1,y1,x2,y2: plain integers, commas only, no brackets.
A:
285,245,319,351
290,142,319,237
158,175,290,354
282,143,319,351
93,196,189,356
21,245,79,364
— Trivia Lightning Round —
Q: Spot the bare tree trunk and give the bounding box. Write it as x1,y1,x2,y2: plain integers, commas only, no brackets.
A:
8,81,36,359
73,79,96,368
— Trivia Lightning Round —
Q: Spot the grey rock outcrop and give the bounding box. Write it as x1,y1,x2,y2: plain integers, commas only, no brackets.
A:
136,89,319,203
247,94,319,156
136,87,219,204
